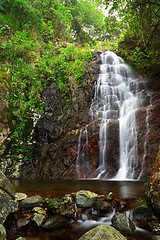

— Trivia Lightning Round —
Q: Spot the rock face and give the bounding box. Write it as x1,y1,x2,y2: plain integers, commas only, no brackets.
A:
147,145,160,217
78,225,126,240
136,98,160,179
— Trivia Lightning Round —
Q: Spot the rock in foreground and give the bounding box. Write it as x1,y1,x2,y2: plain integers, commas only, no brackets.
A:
111,212,135,234
78,225,126,240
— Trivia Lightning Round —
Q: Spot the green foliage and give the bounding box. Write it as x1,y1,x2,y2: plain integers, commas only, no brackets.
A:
103,0,160,78
65,0,106,43
0,0,42,30
31,0,73,41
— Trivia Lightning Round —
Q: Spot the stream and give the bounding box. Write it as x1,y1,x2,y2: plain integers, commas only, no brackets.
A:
8,179,159,240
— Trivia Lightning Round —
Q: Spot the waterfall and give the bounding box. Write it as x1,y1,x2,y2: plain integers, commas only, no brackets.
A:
76,127,89,178
76,51,150,180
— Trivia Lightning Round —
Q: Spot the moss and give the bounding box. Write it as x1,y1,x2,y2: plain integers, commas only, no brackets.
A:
79,225,126,240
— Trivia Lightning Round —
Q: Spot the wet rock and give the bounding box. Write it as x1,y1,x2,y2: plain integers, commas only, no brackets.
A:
32,213,46,227
0,170,15,199
106,192,114,201
94,200,113,212
42,215,68,229
15,237,27,240
0,172,18,224
33,207,46,215
78,224,126,240
97,195,106,201
132,198,151,220
17,218,30,229
76,190,98,208
15,193,27,201
0,224,6,240
20,195,43,211
0,190,18,224
148,218,160,233
111,212,135,234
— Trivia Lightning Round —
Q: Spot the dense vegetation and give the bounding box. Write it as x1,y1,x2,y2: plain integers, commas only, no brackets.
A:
0,0,159,166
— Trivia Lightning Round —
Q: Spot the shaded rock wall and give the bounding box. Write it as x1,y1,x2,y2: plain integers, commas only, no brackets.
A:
147,145,160,217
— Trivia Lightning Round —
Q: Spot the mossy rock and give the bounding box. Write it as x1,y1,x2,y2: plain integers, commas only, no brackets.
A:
131,198,151,220
78,225,126,240
111,212,135,235
0,224,6,240
44,196,75,218
76,190,98,208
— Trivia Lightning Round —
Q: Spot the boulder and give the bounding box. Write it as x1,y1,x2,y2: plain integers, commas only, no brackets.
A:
132,198,151,220
20,195,43,211
0,170,15,199
0,171,18,224
76,190,98,208
111,212,135,234
78,224,126,240
0,224,6,240
42,215,68,229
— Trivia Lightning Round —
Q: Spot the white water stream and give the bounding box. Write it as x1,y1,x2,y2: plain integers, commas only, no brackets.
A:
76,51,150,180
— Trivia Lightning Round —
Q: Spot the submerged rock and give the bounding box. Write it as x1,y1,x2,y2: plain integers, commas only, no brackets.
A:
78,224,126,240
76,190,98,208
111,212,135,234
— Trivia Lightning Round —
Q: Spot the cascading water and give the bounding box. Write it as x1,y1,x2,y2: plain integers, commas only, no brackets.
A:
76,51,150,180
76,127,89,178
